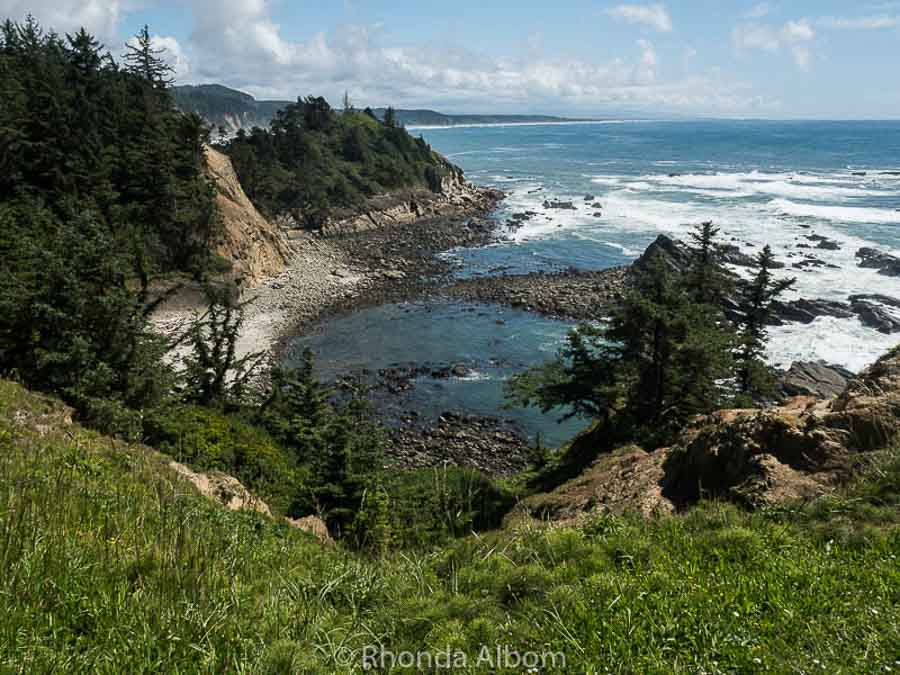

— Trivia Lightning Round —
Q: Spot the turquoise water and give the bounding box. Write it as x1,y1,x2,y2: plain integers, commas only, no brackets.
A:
293,120,900,443
294,301,583,446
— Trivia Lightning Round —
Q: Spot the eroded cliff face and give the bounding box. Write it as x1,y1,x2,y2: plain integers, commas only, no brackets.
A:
516,347,900,525
205,147,292,288
311,166,502,238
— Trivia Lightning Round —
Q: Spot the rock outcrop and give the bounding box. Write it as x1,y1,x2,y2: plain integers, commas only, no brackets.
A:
312,169,503,238
634,235,900,332
516,347,900,522
856,247,900,277
169,460,273,516
169,460,333,544
779,361,852,399
205,147,292,288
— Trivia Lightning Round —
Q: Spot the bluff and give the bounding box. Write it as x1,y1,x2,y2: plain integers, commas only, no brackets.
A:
204,147,291,287
172,84,291,135
517,346,900,523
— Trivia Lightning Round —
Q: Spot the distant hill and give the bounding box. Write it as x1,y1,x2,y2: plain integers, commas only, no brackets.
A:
370,108,588,127
172,84,590,134
171,84,292,134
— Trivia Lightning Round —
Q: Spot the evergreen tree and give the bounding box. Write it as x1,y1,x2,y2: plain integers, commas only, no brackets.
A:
383,106,397,128
66,28,103,75
122,25,173,88
509,251,735,446
181,286,265,408
686,221,733,305
736,245,796,398
256,351,385,533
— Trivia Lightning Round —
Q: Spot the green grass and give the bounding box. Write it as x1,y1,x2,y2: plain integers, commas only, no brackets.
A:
1,379,898,673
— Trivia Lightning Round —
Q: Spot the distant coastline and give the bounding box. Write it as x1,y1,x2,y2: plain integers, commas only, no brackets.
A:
406,119,654,130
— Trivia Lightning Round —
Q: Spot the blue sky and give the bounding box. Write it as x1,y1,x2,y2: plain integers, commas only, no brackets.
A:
3,1,900,118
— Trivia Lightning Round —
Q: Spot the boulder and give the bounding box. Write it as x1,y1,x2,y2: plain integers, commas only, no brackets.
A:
169,461,272,516
849,293,900,310
768,298,855,325
718,244,758,268
806,234,841,251
285,515,334,545
633,234,692,274
856,247,900,277
851,299,900,334
779,361,853,399
543,200,576,210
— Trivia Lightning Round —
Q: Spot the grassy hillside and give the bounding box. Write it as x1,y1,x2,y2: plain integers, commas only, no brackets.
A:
1,378,897,673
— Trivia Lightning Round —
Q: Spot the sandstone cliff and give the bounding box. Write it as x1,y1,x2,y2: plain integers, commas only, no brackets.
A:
309,165,502,238
517,346,900,524
205,147,292,288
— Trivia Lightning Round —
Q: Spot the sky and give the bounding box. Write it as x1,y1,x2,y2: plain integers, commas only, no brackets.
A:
2,1,899,118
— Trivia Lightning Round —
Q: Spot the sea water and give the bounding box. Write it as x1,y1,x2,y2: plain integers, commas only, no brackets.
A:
292,120,900,442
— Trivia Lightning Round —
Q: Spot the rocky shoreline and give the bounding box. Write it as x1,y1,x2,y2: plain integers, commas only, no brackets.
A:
440,267,629,321
153,172,900,477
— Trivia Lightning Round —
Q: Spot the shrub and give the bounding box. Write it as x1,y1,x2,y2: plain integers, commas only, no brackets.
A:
144,404,300,513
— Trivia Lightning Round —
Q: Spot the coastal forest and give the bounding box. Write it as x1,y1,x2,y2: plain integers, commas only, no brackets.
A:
223,99,453,228
0,18,898,673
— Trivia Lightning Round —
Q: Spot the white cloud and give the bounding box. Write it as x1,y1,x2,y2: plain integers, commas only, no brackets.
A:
605,3,673,32
0,0,124,41
634,39,657,83
733,18,815,69
791,45,811,69
732,23,781,51
179,17,764,114
151,35,190,79
0,0,777,114
742,3,772,19
818,15,899,30
782,19,815,42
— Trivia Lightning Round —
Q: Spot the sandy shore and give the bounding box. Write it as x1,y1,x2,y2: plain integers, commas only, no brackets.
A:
150,190,505,364
151,232,378,361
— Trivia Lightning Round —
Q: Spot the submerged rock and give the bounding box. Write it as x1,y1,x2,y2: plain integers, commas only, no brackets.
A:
543,200,576,210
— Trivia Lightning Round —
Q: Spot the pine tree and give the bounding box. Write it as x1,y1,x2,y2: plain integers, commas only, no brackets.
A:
66,28,103,76
383,106,397,128
509,251,736,446
736,245,796,397
686,221,733,305
123,25,173,88
181,286,266,408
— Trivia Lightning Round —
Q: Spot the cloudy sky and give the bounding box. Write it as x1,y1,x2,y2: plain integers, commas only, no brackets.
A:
3,0,900,118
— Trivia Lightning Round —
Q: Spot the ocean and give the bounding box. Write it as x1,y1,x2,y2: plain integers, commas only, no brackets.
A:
295,120,900,444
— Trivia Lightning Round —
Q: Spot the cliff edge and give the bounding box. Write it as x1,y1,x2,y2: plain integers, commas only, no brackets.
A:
205,146,292,288
517,346,900,524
